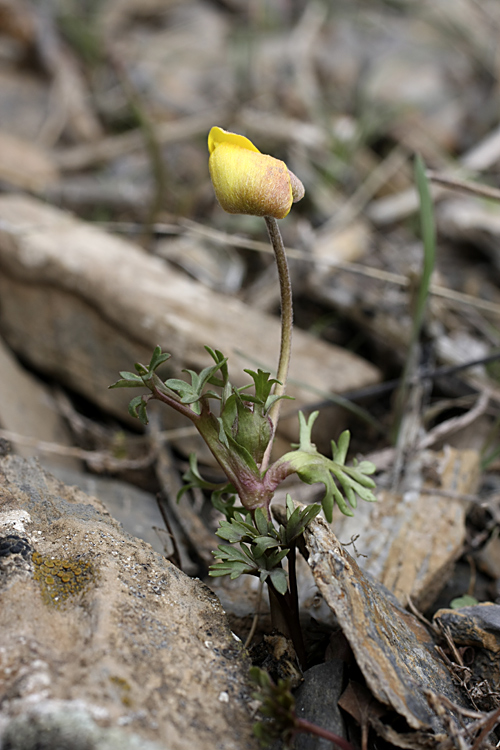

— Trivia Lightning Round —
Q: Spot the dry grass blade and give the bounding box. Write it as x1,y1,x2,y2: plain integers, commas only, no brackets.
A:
427,172,500,203
417,391,490,450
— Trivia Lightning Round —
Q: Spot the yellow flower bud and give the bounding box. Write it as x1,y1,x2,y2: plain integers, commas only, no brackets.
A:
208,126,304,219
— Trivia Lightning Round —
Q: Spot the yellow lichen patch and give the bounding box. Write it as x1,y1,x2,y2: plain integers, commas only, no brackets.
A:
32,550,95,607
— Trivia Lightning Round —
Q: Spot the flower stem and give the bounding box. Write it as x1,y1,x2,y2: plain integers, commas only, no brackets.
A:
261,216,293,471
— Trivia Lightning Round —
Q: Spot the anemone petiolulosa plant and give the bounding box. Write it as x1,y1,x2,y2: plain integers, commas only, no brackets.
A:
110,126,377,668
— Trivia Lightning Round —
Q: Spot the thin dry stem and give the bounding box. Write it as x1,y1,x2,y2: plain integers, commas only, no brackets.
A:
179,219,500,319
97,218,500,319
0,428,156,470
427,170,500,203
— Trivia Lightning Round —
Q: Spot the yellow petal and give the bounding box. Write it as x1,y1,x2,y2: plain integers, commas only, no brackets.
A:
208,126,260,155
209,142,294,219
208,126,305,219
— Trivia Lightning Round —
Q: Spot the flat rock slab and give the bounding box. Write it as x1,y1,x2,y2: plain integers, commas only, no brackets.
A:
303,512,471,737
330,447,480,610
0,195,380,449
0,455,257,750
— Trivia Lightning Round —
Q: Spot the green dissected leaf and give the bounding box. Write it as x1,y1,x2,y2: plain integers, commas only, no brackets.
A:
250,666,271,690
352,460,377,475
195,358,228,392
205,346,229,385
211,490,238,520
109,378,142,389
178,452,229,493
216,517,257,543
343,466,377,487
450,594,479,609
343,475,376,502
275,412,378,523
323,473,353,520
177,453,236,514
126,395,150,425
213,542,255,565
148,346,171,372
164,378,198,403
265,548,289,568
250,667,297,746
211,560,246,580
284,505,304,534
301,503,322,526
210,508,291,591
109,371,145,388
120,370,144,382
263,393,293,413
210,560,250,579
336,465,377,500
137,399,149,425
254,508,271,536
283,499,321,545
134,362,149,376
220,393,238,435
216,418,261,475
295,460,353,521
243,369,280,405
163,355,228,414
216,523,244,544
294,410,319,452
268,567,288,595
331,430,350,464
209,543,258,579
252,536,281,557
209,564,237,578
233,400,272,465
286,494,295,518
220,389,272,465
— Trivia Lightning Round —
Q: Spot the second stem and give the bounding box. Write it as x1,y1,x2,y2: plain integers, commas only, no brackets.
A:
261,216,293,472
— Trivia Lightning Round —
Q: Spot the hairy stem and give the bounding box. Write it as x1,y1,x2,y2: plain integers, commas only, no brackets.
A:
152,384,199,423
261,216,293,471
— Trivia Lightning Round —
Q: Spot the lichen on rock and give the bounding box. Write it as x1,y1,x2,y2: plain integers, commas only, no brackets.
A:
32,551,96,606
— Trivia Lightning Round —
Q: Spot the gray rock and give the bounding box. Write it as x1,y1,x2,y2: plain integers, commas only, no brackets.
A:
0,335,80,473
293,661,346,750
1,704,164,750
43,465,167,556
0,455,257,750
